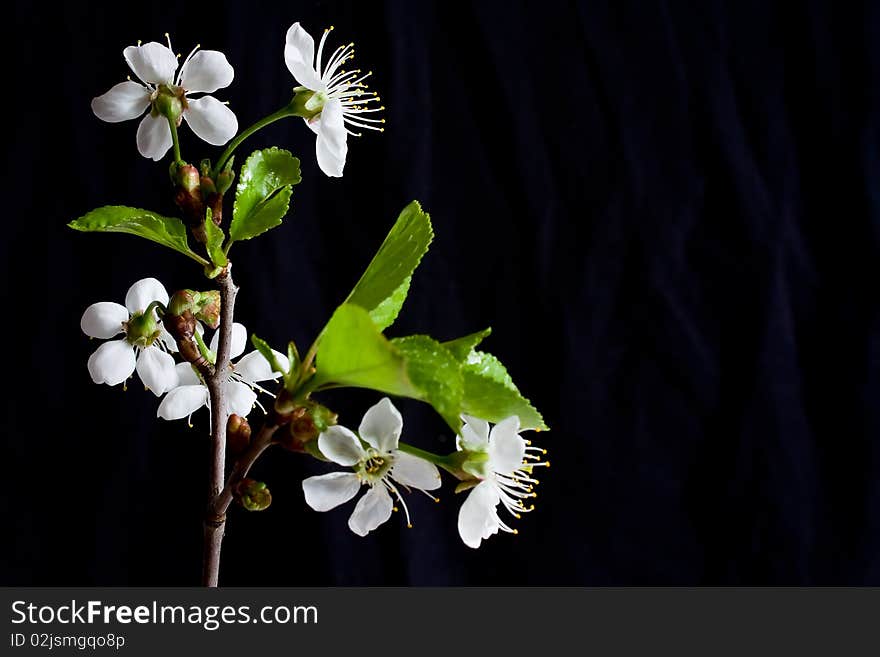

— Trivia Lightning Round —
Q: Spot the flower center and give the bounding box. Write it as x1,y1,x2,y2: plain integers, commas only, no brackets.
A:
356,449,393,483
124,311,161,348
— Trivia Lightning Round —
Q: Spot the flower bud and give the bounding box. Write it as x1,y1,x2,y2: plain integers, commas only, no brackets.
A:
236,479,271,511
278,402,338,452
227,413,252,457
215,168,235,196
194,290,221,330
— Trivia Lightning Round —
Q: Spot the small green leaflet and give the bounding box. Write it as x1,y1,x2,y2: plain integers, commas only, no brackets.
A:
344,201,433,331
442,328,492,361
311,304,413,396
460,350,547,431
68,206,209,266
204,208,227,267
311,304,463,432
229,148,301,244
391,335,463,432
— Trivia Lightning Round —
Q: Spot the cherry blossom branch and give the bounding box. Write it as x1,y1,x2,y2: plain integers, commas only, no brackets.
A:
202,265,238,587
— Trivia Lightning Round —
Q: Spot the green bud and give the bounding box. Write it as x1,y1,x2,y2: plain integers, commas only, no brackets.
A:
215,169,235,196
200,159,212,177
236,479,272,511
167,290,200,316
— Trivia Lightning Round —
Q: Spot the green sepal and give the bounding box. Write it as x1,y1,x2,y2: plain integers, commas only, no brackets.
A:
68,206,209,266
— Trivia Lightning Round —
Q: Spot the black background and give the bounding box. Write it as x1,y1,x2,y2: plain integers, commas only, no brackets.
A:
5,0,880,585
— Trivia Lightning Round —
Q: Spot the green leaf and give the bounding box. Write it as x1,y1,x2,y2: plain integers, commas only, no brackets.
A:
204,209,228,267
251,335,286,376
391,335,463,432
460,350,547,431
344,201,433,330
229,148,301,244
68,206,208,265
311,304,463,431
312,304,413,396
443,328,492,362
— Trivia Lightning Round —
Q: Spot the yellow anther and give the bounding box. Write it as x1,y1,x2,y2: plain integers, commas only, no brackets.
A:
407,524,413,529
525,440,532,445
177,53,181,58
542,449,548,455
514,513,521,519
392,507,398,512
137,40,142,46
513,529,519,535
381,118,386,123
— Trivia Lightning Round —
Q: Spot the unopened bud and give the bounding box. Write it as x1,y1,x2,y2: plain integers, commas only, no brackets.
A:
227,414,252,457
279,402,338,452
236,479,271,511
215,168,235,196
194,290,221,329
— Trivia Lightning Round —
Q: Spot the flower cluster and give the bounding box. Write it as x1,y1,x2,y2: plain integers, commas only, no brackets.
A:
302,399,548,548
91,22,383,176
81,278,286,423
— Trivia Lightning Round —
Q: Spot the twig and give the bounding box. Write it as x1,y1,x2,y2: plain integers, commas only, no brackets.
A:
201,265,238,587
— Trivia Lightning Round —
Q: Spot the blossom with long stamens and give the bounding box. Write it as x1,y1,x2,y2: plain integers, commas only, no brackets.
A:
81,277,179,395
455,415,549,548
91,35,237,160
156,323,288,424
284,22,385,177
301,398,441,536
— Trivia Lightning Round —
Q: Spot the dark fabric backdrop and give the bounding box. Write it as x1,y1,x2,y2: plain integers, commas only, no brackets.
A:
5,0,880,584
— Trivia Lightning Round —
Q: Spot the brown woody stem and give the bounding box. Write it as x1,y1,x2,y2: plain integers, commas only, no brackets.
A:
201,266,238,587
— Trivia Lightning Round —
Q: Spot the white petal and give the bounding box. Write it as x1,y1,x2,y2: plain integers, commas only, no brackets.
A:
125,277,169,314
80,302,128,339
457,481,501,549
312,98,347,170
136,346,178,396
348,485,393,536
136,113,173,161
458,414,490,450
224,380,257,417
358,397,403,452
318,426,365,466
390,451,441,491
157,385,208,420
91,81,151,123
179,50,234,93
159,327,178,352
302,472,361,512
183,96,238,146
87,339,136,386
234,350,289,383
284,22,323,89
175,361,201,386
488,416,525,475
123,42,178,85
209,322,247,359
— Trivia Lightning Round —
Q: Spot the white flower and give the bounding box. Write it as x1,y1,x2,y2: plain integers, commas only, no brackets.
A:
81,277,179,395
455,415,549,549
156,322,288,424
91,35,238,160
302,398,441,536
284,22,385,177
